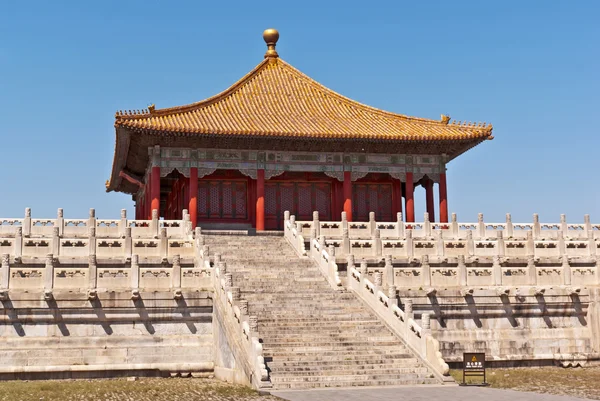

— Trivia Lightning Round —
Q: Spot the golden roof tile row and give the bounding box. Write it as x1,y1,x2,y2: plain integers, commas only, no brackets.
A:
114,58,493,142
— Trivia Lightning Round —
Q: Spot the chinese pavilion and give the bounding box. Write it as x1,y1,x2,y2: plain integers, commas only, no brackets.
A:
106,29,493,231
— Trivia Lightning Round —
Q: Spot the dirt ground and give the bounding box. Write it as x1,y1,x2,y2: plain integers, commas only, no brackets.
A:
451,366,600,400
0,377,282,401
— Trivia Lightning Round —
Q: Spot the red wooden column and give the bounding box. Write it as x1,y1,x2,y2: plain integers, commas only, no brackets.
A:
189,168,198,229
425,179,435,220
439,173,448,223
405,172,415,222
343,171,353,222
145,180,150,219
151,166,160,218
256,169,265,231
392,178,403,216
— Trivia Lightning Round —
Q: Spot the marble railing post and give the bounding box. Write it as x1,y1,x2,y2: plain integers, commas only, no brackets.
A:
88,208,96,234
151,209,159,238
404,298,414,319
328,244,336,261
373,229,382,257
533,214,541,239
424,212,431,237
369,212,376,235
201,245,209,268
374,271,383,287
119,209,127,238
52,227,60,256
421,313,431,332
526,231,534,255
589,231,597,257
560,214,568,237
88,254,97,289
557,231,566,256
477,213,485,239
384,255,393,288
527,255,537,286
88,227,96,257
396,212,405,238
359,261,367,284
249,315,258,333
406,230,414,258
310,227,317,244
450,213,458,238
172,255,181,289
159,228,168,259
492,255,502,286
347,254,355,270
284,210,290,224
584,215,592,234
23,208,31,237
239,300,248,315
124,227,132,259
341,211,348,232
1,254,9,290
466,230,474,256
230,287,240,302
388,285,398,306
224,273,233,289
290,214,296,228
342,228,350,255
312,211,320,238
56,208,64,236
497,231,505,256
435,230,444,256
422,255,431,287
318,236,326,252
562,256,571,286
14,227,22,260
44,254,54,294
506,213,514,238
295,222,303,235
457,255,467,287
131,255,140,290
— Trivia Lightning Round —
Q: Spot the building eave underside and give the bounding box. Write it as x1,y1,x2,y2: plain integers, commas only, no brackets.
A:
107,127,491,195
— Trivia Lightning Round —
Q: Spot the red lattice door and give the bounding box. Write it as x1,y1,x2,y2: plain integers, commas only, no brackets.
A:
264,181,332,230
352,183,393,222
197,180,248,221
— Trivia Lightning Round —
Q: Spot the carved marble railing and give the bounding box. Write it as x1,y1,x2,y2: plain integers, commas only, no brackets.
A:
210,247,271,389
346,265,450,380
284,212,342,290
0,209,210,297
0,208,192,239
293,211,600,241
285,211,600,290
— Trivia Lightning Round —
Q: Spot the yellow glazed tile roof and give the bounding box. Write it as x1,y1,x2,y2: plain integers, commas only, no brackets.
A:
114,58,493,142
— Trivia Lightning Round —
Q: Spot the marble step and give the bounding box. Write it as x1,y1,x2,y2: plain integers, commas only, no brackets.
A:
268,357,421,368
271,378,438,390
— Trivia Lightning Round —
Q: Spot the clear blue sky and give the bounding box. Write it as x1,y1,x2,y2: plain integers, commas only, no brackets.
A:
0,1,598,223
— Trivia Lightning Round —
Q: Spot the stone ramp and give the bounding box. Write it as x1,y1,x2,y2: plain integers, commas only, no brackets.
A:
205,234,438,389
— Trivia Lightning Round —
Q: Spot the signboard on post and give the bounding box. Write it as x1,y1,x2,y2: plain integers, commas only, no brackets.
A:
460,352,489,386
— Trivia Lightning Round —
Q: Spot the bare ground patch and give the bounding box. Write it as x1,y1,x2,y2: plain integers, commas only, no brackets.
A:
451,367,600,400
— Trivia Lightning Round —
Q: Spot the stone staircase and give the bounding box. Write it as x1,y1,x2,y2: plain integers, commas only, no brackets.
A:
205,233,438,389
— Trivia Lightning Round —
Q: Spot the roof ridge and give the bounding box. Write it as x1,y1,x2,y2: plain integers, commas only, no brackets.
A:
115,57,492,133
115,58,272,120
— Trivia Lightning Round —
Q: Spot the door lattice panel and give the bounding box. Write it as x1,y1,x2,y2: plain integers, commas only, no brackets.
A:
353,183,393,222
197,180,248,220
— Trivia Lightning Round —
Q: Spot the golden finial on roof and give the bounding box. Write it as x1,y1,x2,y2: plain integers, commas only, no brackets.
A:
263,28,279,58
440,114,450,125
105,179,110,189
148,104,155,113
